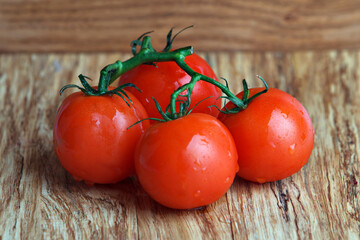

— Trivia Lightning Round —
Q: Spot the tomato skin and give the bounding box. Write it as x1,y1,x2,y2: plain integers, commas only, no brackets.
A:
135,113,239,209
218,88,314,183
53,89,149,184
119,53,222,119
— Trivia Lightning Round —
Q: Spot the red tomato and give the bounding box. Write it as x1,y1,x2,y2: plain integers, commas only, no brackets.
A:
135,113,239,209
53,88,149,184
218,88,314,183
118,53,222,119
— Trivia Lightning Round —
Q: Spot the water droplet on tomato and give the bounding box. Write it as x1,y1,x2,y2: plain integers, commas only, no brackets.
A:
224,177,231,183
194,190,201,197
200,138,209,144
289,143,296,154
256,178,266,183
270,142,276,149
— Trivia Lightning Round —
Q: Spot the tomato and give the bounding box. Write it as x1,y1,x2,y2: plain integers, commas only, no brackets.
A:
53,88,150,184
118,53,222,119
218,88,314,183
135,113,239,209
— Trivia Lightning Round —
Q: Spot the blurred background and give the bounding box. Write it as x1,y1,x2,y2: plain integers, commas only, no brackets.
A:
1,0,360,52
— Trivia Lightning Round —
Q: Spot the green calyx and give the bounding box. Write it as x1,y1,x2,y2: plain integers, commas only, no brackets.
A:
209,75,269,114
59,74,141,107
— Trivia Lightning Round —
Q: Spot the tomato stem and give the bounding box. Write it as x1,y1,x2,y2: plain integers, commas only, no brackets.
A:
102,45,194,88
62,27,268,118
100,34,266,118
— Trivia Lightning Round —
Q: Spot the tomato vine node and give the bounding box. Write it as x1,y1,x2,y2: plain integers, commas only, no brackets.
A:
60,27,268,117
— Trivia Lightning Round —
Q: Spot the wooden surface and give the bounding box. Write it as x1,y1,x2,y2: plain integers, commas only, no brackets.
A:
1,0,360,52
0,50,360,239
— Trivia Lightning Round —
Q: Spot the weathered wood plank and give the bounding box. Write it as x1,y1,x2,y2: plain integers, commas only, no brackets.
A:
1,0,360,53
0,50,359,239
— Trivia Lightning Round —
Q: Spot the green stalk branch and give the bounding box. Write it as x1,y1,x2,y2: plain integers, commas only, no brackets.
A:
97,38,193,93
62,28,268,121
171,58,249,116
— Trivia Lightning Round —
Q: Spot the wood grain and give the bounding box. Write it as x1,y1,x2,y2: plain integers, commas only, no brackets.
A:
1,0,360,53
0,50,359,239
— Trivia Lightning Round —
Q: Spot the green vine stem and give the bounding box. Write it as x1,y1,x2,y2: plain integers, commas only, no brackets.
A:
102,35,267,119
167,59,268,119
101,44,193,92
62,27,268,119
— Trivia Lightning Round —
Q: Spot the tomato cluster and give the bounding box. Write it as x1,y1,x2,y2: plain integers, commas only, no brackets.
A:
53,32,314,210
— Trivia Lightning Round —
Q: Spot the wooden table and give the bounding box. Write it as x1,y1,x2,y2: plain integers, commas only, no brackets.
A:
0,50,359,239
